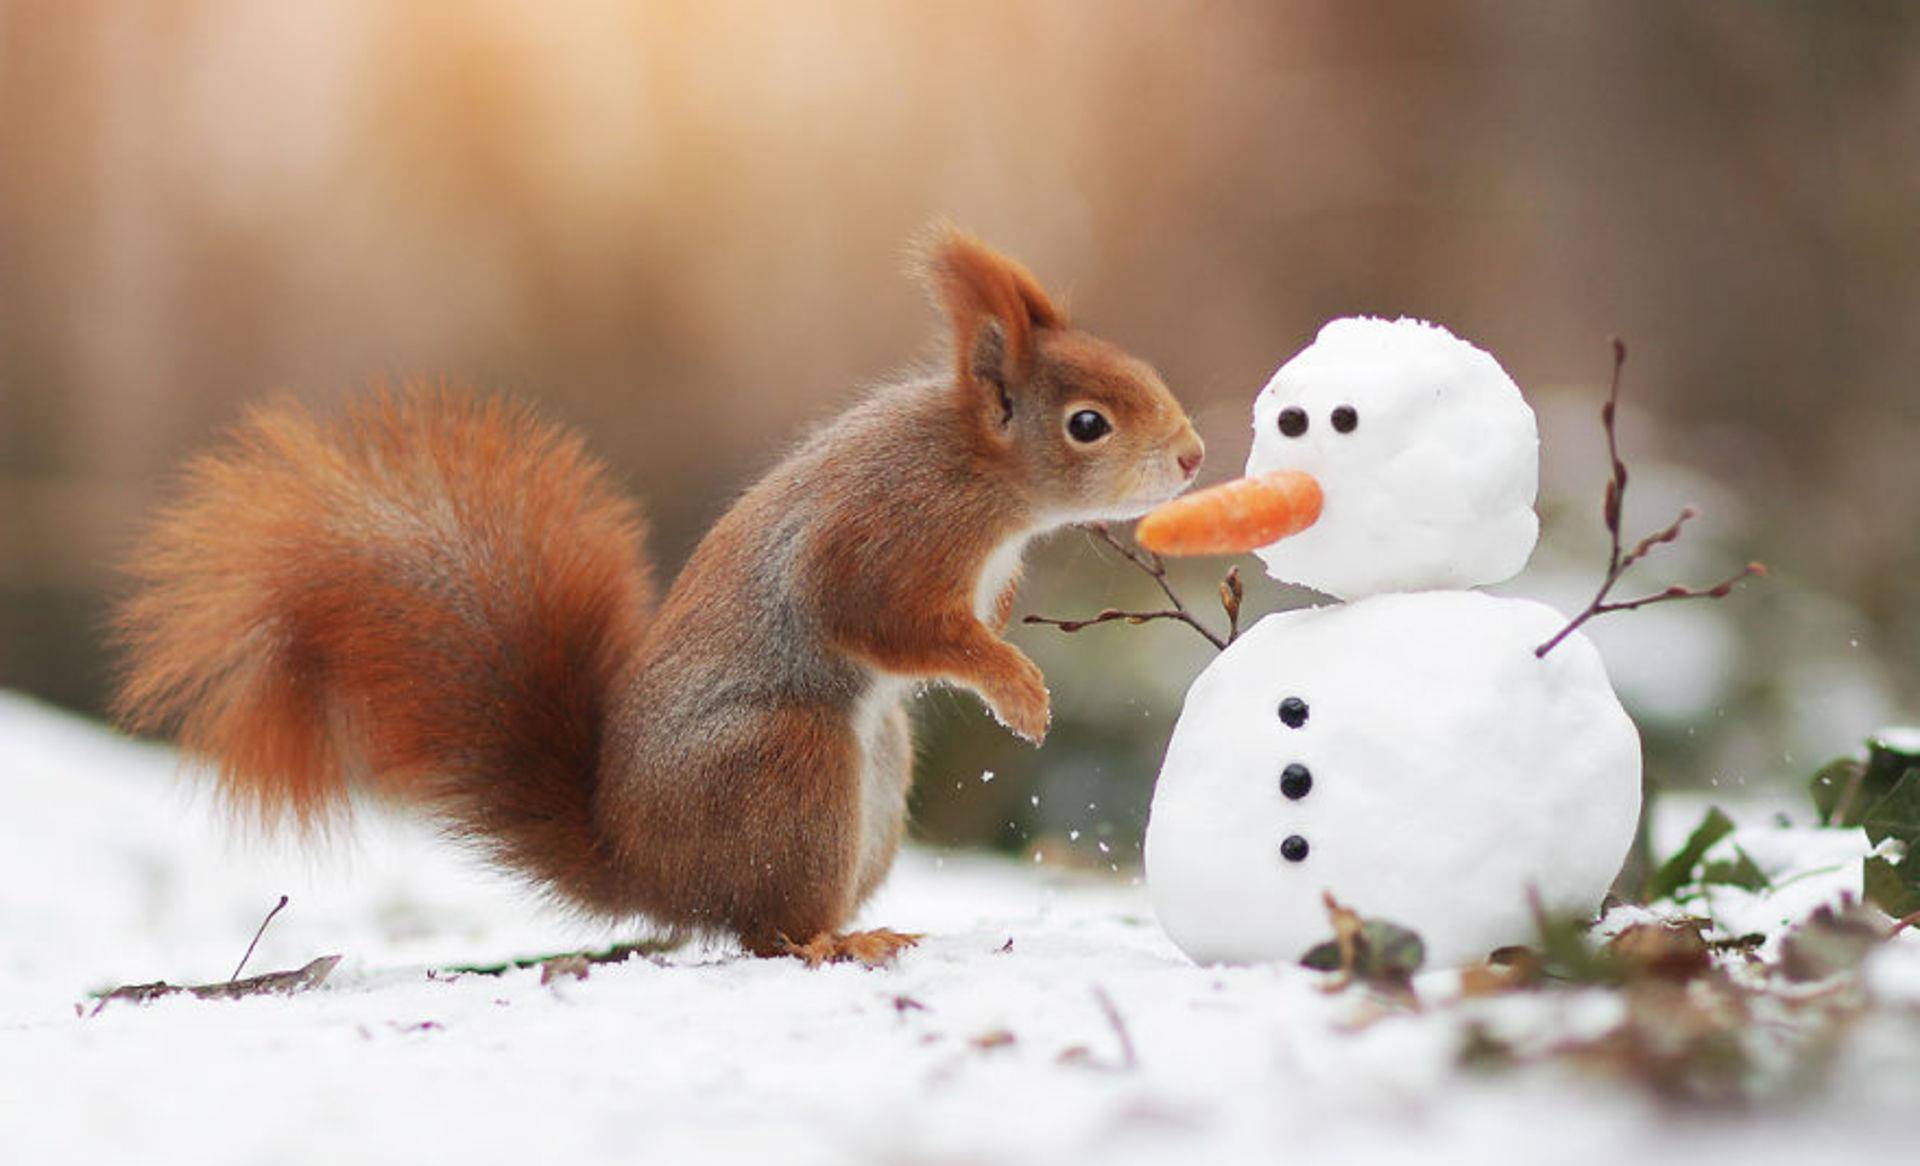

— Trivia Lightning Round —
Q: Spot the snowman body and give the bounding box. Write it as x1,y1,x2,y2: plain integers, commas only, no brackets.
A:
1144,317,1643,967
1145,591,1640,968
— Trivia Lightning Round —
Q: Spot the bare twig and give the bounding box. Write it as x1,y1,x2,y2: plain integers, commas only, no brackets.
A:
1220,566,1244,643
231,894,290,983
1091,985,1139,1071
1023,523,1243,651
1890,909,1920,939
442,936,686,977
1023,605,1224,647
1535,339,1766,658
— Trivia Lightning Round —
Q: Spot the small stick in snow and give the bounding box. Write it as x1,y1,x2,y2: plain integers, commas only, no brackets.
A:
1889,909,1920,939
1535,339,1766,658
1023,524,1242,651
230,894,290,982
1091,985,1139,1071
90,955,341,1016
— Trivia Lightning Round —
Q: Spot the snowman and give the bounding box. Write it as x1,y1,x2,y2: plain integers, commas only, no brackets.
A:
1138,317,1642,969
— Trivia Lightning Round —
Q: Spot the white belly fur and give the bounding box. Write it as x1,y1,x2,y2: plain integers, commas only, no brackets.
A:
973,529,1035,622
852,674,915,891
851,528,1034,893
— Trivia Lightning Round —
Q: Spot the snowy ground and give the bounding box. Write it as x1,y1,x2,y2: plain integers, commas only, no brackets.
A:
4,690,1918,1165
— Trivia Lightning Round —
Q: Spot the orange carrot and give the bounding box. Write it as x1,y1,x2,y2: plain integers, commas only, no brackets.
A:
1136,469,1323,556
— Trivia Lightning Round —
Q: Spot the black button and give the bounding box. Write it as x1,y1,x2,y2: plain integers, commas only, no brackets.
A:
1280,764,1312,799
1277,406,1308,437
1280,835,1310,862
1331,405,1358,433
1278,697,1309,728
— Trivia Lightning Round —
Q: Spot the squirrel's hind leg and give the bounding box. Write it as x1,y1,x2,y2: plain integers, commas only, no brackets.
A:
749,697,921,969
770,928,921,968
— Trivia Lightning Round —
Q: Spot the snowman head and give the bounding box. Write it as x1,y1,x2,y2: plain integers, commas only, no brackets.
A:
1231,317,1538,598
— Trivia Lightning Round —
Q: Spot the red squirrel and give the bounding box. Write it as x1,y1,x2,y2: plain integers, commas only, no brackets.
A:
113,228,1205,966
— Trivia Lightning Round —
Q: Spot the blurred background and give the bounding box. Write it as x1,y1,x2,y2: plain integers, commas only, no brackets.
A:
2,0,1916,868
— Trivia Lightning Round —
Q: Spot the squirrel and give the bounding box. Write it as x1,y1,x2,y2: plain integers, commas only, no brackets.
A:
112,228,1205,966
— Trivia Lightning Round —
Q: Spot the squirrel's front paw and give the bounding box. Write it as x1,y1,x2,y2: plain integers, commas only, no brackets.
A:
988,654,1051,746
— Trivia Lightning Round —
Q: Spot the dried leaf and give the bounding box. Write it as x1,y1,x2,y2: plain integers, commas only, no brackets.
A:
1556,982,1752,1109
538,955,591,984
1778,902,1883,983
1457,1022,1519,1071
1604,921,1713,984
1458,960,1534,997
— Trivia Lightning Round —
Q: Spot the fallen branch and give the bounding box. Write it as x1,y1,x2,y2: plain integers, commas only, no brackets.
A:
1024,523,1243,651
230,894,289,982
1536,339,1766,658
91,955,341,1016
88,894,338,1015
442,937,685,978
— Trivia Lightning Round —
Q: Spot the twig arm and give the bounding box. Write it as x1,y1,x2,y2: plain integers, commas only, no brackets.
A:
1535,339,1765,657
1023,524,1246,653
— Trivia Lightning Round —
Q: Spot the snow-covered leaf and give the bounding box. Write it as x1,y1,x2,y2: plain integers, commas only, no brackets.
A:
1860,771,1920,849
1863,855,1920,918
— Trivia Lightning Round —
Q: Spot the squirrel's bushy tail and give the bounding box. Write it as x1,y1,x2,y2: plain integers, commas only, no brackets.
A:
114,385,654,914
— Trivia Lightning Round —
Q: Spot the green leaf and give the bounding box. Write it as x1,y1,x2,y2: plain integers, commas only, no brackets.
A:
1807,735,1918,828
1359,919,1426,979
1530,909,1618,985
1300,897,1425,992
1698,845,1770,892
1300,940,1341,972
1808,757,1862,827
1644,806,1735,902
1860,770,1920,849
1301,920,1426,978
1863,855,1920,919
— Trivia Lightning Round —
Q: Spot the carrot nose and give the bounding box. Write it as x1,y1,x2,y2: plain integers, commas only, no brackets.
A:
1136,469,1323,556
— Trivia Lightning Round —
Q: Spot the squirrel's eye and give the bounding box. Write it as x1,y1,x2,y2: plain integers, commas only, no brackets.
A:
1277,407,1308,438
1067,409,1112,443
1331,405,1358,433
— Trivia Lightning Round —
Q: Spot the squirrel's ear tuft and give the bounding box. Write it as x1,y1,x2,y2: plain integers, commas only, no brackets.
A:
915,225,1065,394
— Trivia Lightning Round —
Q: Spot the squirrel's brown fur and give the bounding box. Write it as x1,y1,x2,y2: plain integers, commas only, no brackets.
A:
114,228,1203,961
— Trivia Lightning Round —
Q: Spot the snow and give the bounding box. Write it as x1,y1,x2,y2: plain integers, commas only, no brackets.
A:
1146,592,1639,967
4,690,1919,1166
1870,725,1920,755
1246,317,1539,598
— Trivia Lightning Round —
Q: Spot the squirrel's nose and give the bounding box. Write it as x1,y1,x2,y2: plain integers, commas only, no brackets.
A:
1175,430,1206,479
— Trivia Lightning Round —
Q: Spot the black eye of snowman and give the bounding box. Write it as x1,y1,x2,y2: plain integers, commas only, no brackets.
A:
1331,405,1358,433
1280,763,1312,800
1277,696,1309,728
1276,407,1308,438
